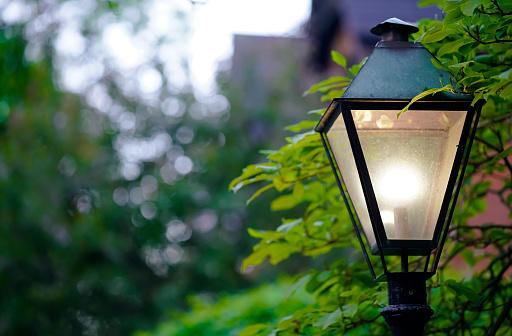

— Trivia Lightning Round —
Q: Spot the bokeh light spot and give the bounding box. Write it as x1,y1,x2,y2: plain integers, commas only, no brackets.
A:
174,155,193,175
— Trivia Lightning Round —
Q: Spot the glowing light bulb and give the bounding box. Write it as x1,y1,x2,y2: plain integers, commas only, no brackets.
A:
379,167,420,204
380,210,394,224
380,210,395,237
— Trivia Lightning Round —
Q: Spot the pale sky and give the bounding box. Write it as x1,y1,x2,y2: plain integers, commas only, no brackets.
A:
189,0,311,96
2,0,311,97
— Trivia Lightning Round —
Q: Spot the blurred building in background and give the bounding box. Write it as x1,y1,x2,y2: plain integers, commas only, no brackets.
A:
228,0,442,132
308,0,442,71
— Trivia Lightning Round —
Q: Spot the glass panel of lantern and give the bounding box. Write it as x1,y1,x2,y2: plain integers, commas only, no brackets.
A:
326,108,466,250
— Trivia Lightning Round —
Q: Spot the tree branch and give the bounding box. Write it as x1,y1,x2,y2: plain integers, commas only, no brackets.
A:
464,26,512,44
484,300,512,336
450,225,512,232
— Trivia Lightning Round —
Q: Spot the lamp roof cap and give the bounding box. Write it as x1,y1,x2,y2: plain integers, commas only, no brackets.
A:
370,17,419,37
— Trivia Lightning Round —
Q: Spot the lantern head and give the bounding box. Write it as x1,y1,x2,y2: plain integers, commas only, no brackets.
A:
316,18,482,279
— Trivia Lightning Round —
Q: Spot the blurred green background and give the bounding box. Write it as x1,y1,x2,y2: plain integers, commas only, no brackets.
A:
0,0,316,334
0,1,443,335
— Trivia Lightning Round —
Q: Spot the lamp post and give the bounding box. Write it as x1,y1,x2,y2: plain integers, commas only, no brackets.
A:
315,18,482,335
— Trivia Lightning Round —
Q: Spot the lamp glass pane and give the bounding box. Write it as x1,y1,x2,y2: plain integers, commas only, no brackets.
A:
326,113,376,247
327,109,466,242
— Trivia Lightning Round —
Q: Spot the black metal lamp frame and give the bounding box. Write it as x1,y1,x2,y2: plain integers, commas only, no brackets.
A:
317,98,481,282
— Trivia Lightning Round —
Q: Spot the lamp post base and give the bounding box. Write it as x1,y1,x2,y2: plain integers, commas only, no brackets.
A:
382,272,434,336
381,304,433,336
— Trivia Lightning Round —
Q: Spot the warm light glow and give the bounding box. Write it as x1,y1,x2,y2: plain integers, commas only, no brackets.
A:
379,167,420,204
380,210,394,224
381,210,395,237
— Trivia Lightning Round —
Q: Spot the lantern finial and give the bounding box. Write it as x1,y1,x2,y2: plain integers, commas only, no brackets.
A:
370,17,419,42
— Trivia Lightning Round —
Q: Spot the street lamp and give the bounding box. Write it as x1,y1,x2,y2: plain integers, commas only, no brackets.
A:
315,18,482,335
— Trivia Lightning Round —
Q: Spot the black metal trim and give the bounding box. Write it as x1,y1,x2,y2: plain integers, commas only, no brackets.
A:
371,240,432,256
316,100,342,133
430,101,483,273
429,107,476,250
346,100,472,111
340,101,389,272
318,99,473,135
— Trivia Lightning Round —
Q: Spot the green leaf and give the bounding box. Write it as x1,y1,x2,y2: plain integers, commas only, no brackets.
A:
461,0,484,16
293,182,304,200
315,275,339,294
374,291,388,306
285,274,311,299
472,198,487,213
490,146,512,165
303,76,350,96
246,184,274,205
489,228,508,241
423,28,456,43
313,308,341,330
348,63,363,77
273,177,292,192
342,303,358,317
471,91,484,106
286,130,316,144
230,163,278,189
437,39,473,57
302,245,335,257
277,218,302,234
460,250,477,266
239,324,270,336
431,58,451,71
242,243,297,270
448,61,472,71
474,55,494,64
321,90,345,102
276,315,298,331
280,167,298,181
317,82,351,92
231,174,274,193
445,281,481,303
353,57,367,76
444,6,465,26
459,41,478,56
498,68,512,80
499,82,512,99
398,85,453,118
305,272,322,293
307,108,326,115
247,228,281,240
108,0,119,11
285,120,319,132
331,51,347,68
271,194,301,211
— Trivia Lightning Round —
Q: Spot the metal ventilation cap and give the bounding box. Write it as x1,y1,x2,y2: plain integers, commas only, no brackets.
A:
370,18,419,41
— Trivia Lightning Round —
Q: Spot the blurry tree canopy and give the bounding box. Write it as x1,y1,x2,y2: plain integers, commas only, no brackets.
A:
134,277,313,336
222,0,512,335
0,0,312,335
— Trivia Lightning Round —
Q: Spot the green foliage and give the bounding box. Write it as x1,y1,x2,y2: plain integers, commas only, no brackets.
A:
231,2,512,335
134,279,313,336
416,0,512,106
0,24,152,335
1,0,313,335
